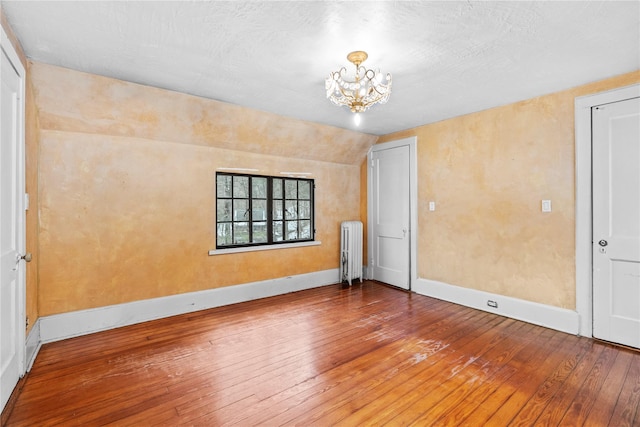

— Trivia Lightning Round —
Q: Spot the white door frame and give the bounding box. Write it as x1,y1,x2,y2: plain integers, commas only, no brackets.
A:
574,83,640,337
367,136,418,288
1,24,27,401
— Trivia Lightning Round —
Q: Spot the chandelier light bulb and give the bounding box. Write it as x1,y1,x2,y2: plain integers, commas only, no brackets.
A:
354,113,361,126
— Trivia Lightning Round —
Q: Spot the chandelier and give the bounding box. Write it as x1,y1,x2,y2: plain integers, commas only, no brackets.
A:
325,51,392,121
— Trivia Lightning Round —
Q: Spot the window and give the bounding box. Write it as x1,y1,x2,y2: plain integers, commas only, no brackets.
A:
216,172,315,249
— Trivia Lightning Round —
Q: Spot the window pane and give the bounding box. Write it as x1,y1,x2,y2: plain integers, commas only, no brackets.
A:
286,220,298,240
273,200,283,220
233,222,250,244
217,199,232,221
233,176,249,198
216,172,314,248
298,201,310,219
285,180,297,199
285,200,297,219
253,222,267,243
253,200,267,221
299,181,310,199
252,177,267,199
300,220,311,239
272,221,283,241
217,223,233,246
233,199,249,221
273,178,282,199
217,175,232,198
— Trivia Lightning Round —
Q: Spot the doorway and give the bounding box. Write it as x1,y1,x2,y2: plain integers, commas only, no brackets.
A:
591,96,640,348
367,137,417,290
0,27,27,411
575,83,640,347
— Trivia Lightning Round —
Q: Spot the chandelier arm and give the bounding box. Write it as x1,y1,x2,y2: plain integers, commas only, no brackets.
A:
329,85,358,108
369,85,389,97
363,68,376,80
336,86,353,102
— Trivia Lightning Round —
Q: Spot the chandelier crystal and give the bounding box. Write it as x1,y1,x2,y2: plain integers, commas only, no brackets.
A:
325,51,392,114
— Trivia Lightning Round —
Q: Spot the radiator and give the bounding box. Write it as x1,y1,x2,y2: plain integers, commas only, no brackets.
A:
340,220,363,286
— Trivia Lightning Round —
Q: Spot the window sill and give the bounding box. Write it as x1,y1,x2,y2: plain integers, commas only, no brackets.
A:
208,240,321,256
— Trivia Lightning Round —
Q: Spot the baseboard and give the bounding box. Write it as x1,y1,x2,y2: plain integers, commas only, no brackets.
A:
364,264,372,280
414,278,580,335
25,319,41,371
39,269,339,344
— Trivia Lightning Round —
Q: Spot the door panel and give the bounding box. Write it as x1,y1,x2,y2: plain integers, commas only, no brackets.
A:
592,96,640,348
371,145,410,289
0,42,25,411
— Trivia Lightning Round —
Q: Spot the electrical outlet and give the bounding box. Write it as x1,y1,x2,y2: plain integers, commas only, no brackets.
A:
487,300,498,308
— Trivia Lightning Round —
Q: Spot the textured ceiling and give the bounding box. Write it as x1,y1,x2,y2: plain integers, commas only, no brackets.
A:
2,1,639,135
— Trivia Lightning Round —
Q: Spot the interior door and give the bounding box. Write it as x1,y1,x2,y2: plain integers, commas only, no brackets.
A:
592,95,640,349
1,38,26,411
371,144,410,289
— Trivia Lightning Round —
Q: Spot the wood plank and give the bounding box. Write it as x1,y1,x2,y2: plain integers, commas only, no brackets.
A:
327,318,523,426
253,312,500,425
3,281,639,426
510,339,603,425
554,343,619,426
480,333,590,426
447,326,566,426
607,351,640,426
170,289,441,421
411,322,546,425
220,306,489,425
175,289,473,424
582,348,635,426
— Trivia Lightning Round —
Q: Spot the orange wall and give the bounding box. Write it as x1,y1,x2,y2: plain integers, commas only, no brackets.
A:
25,56,640,317
378,70,640,309
30,62,377,316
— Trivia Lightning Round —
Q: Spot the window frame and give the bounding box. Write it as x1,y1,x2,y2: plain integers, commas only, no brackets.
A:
215,172,315,249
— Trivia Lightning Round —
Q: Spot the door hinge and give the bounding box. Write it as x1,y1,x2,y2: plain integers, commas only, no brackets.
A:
24,193,29,211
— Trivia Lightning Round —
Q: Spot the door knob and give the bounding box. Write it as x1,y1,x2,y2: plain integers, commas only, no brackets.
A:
19,253,32,262
598,240,608,247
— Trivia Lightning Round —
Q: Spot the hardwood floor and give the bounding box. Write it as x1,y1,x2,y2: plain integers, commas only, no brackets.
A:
4,281,639,426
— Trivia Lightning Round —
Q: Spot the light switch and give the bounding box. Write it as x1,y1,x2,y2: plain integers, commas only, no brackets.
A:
429,201,436,211
541,200,552,212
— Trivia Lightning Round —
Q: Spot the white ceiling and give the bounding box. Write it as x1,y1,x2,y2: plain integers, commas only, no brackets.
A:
2,1,639,135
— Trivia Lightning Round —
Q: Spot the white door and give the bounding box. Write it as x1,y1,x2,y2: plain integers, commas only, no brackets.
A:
370,144,410,289
592,96,640,348
1,33,26,411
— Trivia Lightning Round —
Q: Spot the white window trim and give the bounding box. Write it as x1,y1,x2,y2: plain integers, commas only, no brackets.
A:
208,240,321,256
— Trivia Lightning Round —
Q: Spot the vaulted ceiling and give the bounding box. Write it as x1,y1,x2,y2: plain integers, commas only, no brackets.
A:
3,1,639,135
